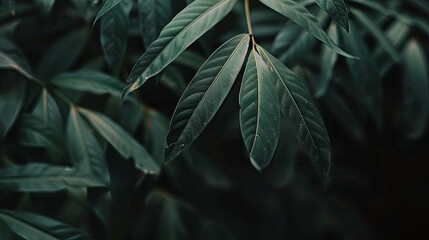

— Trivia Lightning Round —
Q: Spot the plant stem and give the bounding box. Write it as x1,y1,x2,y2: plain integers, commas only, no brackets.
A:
244,0,253,36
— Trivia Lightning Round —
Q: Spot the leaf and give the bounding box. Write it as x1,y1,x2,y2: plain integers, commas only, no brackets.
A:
143,109,169,164
0,76,25,141
78,108,160,174
1,0,16,15
93,0,124,26
138,0,172,47
34,0,55,14
166,34,250,162
160,66,187,96
0,210,94,239
258,0,355,59
50,69,124,97
239,49,281,171
123,0,238,98
0,163,107,192
352,9,401,62
315,23,338,97
32,88,63,136
174,50,206,70
35,28,88,80
66,107,109,183
400,40,429,139
0,37,38,83
100,0,132,74
257,46,331,177
314,0,349,31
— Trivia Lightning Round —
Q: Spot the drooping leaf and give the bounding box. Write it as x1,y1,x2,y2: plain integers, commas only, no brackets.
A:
35,28,88,80
34,0,55,14
0,76,25,141
315,23,338,97
100,0,132,74
314,0,349,31
32,88,63,136
93,0,124,26
166,34,250,162
78,108,160,174
239,49,281,171
50,69,124,98
258,0,355,59
123,0,238,98
352,9,401,62
138,0,172,47
0,163,107,192
399,40,429,139
66,107,109,183
257,46,331,177
0,210,94,239
0,37,38,83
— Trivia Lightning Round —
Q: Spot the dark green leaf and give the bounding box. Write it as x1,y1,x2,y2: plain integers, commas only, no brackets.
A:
314,0,349,31
239,49,281,171
257,46,331,177
93,0,124,26
78,108,160,174
0,77,25,141
100,0,132,74
399,40,429,139
0,163,107,192
32,88,63,137
0,210,94,239
34,0,55,14
66,107,109,183
138,0,172,47
123,0,238,97
160,66,187,96
258,0,355,59
166,34,250,162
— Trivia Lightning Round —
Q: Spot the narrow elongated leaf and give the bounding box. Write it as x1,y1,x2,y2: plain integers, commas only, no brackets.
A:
160,66,187,96
93,0,124,26
257,46,331,176
314,0,349,31
0,163,107,192
50,69,124,97
78,108,160,174
165,34,250,162
0,210,94,239
32,88,63,136
36,29,87,80
258,0,355,59
123,0,238,98
352,9,400,62
400,40,429,139
100,0,132,74
0,37,38,83
239,49,280,171
315,23,338,97
144,109,169,164
138,0,172,47
67,107,109,183
0,77,25,141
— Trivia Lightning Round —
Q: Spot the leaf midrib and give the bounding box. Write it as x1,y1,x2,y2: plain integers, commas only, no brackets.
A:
249,50,262,156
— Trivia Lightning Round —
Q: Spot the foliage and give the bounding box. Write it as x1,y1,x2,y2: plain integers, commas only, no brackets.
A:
0,0,428,239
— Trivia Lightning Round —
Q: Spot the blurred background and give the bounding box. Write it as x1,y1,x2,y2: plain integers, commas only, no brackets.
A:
1,0,428,239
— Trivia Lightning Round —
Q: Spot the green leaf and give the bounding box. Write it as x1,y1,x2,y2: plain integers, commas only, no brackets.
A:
314,0,349,31
174,50,206,70
160,66,187,96
258,0,355,59
0,163,107,192
165,34,250,162
32,88,63,136
78,108,160,174
400,40,429,139
93,0,124,27
34,0,55,14
1,0,16,15
66,107,109,183
50,69,124,97
123,0,238,98
138,0,172,47
352,9,401,62
143,109,169,164
35,28,88,80
0,37,38,83
239,49,281,171
0,76,25,141
257,46,331,177
100,0,132,74
315,23,338,97
0,210,94,239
